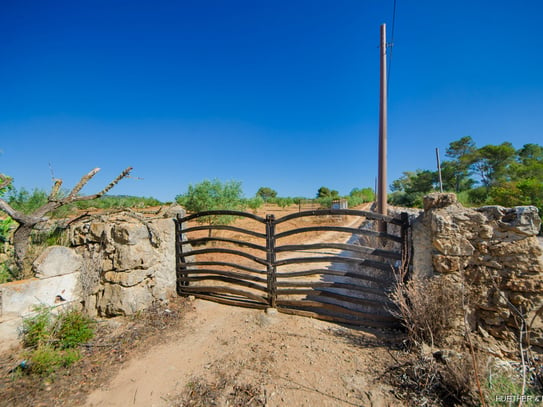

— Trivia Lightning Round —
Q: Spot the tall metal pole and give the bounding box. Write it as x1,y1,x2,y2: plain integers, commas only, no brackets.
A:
377,24,388,223
436,147,444,193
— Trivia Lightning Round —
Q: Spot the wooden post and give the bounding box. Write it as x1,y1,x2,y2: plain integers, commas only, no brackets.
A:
377,23,388,232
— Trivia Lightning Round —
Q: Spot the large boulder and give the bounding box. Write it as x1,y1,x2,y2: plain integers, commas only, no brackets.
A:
33,246,82,278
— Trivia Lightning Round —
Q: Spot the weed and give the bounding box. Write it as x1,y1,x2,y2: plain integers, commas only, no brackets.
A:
20,306,95,377
389,276,463,348
22,306,52,348
55,308,95,349
25,345,81,377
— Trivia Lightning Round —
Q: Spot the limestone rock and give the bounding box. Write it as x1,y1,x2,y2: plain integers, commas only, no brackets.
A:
113,240,156,271
33,246,82,278
103,269,152,287
433,255,468,274
97,283,154,316
433,236,475,256
112,223,151,245
423,193,457,211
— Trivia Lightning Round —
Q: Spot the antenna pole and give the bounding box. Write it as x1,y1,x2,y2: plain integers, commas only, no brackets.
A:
436,147,444,192
377,24,388,226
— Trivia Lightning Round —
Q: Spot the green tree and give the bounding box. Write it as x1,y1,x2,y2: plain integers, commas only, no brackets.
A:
316,186,339,199
389,170,437,207
444,136,477,192
512,143,543,180
349,187,375,203
175,179,246,234
471,142,516,187
256,187,277,201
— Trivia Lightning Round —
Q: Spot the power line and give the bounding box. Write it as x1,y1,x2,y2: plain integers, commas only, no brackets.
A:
386,0,397,94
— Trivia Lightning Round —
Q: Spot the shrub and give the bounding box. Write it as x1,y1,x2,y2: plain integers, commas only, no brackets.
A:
26,345,80,376
55,308,95,349
389,276,463,348
22,306,52,348
21,306,95,377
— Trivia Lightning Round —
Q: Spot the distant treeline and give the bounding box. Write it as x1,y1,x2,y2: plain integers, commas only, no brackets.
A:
389,137,543,214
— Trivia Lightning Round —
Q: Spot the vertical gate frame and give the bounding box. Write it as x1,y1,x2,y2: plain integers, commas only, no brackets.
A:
265,214,277,308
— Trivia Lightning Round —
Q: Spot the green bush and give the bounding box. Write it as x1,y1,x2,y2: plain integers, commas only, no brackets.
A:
56,308,95,349
246,196,264,212
22,306,52,348
26,345,80,376
0,263,13,284
21,306,95,377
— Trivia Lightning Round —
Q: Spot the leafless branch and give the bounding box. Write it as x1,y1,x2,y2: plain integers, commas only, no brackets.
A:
70,167,133,202
66,168,101,200
49,179,63,200
0,174,12,190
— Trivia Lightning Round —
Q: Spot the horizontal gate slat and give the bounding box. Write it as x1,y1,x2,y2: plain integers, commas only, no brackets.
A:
182,269,268,283
180,261,266,275
179,210,267,223
276,287,390,300
274,209,404,225
275,226,402,242
275,268,389,285
275,281,388,296
178,286,268,304
182,225,266,239
277,289,393,306
186,293,268,310
182,237,267,252
276,299,397,322
275,243,402,260
181,248,268,266
275,256,395,271
180,275,268,293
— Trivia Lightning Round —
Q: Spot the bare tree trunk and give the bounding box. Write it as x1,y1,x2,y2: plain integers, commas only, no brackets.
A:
0,167,133,274
13,223,34,273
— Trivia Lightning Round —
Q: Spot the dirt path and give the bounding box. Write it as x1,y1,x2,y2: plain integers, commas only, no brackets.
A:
84,299,404,407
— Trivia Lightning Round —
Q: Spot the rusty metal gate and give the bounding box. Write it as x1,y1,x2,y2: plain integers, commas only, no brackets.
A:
175,209,410,328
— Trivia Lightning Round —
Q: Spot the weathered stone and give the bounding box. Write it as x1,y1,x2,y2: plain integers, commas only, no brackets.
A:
423,193,457,211
414,193,543,351
112,223,151,245
103,269,152,287
113,240,156,271
33,246,82,278
163,204,186,219
89,222,111,243
502,277,543,293
479,225,493,239
433,255,468,274
97,283,154,316
433,237,475,256
1,273,81,316
70,223,91,246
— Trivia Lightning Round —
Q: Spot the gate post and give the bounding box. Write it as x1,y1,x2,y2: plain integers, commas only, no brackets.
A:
400,212,411,281
175,214,189,294
265,214,277,308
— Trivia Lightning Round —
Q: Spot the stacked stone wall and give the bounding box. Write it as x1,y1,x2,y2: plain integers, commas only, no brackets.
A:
412,193,543,352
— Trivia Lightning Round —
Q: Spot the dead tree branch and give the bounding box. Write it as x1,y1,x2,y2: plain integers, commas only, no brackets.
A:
0,167,133,272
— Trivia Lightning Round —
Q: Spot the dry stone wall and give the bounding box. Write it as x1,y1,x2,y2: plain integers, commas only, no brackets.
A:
412,193,543,353
69,209,183,317
0,207,184,351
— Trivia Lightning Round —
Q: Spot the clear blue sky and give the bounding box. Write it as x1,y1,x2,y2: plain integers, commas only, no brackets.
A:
1,1,542,202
